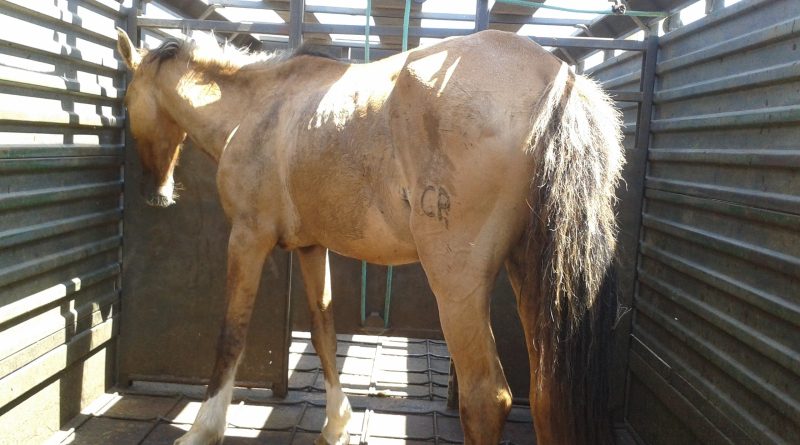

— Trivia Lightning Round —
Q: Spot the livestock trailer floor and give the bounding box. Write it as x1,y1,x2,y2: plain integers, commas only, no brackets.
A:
47,332,536,444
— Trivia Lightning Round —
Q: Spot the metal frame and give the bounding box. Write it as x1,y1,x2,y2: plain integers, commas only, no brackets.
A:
136,3,652,105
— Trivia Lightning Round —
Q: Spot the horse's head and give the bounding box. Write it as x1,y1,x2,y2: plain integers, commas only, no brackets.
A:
116,28,186,208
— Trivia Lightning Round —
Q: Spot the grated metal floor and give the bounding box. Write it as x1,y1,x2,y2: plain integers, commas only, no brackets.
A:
47,332,536,444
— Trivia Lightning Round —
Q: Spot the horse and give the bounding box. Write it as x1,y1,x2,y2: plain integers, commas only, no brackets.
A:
116,27,623,445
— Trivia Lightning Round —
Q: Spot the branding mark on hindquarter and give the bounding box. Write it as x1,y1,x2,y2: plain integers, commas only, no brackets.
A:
421,185,450,228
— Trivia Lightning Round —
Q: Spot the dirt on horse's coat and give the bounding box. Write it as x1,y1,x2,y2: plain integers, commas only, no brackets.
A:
117,27,623,445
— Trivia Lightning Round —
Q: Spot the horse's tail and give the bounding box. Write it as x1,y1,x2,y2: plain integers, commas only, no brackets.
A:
524,61,624,445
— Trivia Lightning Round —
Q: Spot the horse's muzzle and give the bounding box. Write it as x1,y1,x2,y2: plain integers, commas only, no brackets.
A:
140,173,176,208
146,193,175,208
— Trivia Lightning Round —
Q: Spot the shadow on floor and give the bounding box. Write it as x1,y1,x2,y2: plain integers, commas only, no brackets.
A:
48,333,537,444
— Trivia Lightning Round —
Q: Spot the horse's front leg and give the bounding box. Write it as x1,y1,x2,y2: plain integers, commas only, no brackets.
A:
297,246,352,445
175,224,275,445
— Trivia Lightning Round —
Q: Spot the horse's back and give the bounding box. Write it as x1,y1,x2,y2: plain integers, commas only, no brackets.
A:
386,31,563,251
250,31,564,265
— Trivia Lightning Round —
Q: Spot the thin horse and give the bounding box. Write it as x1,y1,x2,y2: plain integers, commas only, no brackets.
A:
116,28,623,445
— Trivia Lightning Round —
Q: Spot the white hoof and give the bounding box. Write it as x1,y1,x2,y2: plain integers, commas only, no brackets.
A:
173,427,224,445
315,430,350,445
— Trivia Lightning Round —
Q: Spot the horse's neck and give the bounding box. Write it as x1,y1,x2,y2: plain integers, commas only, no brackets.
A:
158,67,244,162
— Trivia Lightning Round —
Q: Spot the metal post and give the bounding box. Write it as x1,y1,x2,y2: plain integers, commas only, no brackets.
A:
401,0,411,52
615,33,658,421
705,0,725,14
289,0,305,49
118,0,140,388
475,0,489,32
635,35,658,151
364,0,372,62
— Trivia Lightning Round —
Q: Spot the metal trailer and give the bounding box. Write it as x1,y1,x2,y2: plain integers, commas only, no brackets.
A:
0,0,797,444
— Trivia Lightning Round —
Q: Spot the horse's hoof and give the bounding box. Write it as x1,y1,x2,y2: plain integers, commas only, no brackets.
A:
315,431,350,445
174,430,223,445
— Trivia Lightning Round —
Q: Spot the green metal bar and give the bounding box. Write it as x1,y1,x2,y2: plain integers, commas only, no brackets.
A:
360,260,367,324
381,0,408,329
401,0,411,52
494,0,668,17
360,0,371,327
361,0,404,330
364,0,371,62
384,266,394,328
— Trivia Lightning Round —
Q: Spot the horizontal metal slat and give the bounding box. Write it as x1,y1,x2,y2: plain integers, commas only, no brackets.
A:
305,22,475,39
0,21,122,72
656,61,800,104
0,144,124,159
0,64,123,101
608,90,642,103
0,315,116,409
648,148,800,168
0,180,122,211
137,17,290,35
635,297,800,433
602,71,641,90
627,344,736,445
0,155,123,173
638,266,800,378
646,177,800,216
0,105,123,129
0,264,119,325
0,209,122,249
217,1,592,26
642,214,800,278
0,123,120,142
586,49,642,78
650,105,800,132
633,322,782,445
645,188,800,230
0,235,121,289
659,0,771,45
531,36,645,51
0,156,123,173
640,241,800,327
0,292,118,377
630,334,753,444
0,0,118,43
82,0,127,18
658,15,800,75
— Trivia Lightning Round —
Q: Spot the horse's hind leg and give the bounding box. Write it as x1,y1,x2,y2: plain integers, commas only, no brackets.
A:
175,224,275,445
416,240,512,444
504,246,566,445
297,246,352,445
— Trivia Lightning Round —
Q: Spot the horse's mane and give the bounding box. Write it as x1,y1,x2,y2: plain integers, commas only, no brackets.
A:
144,34,335,74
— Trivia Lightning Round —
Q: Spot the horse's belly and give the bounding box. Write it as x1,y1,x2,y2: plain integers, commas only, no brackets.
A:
319,207,419,266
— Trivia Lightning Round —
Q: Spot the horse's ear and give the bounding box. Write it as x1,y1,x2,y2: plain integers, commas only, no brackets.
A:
116,27,142,70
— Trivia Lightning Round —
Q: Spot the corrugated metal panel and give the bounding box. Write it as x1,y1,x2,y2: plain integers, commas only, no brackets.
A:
601,0,800,443
0,0,127,443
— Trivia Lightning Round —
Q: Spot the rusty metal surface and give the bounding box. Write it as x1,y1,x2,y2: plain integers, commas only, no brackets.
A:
0,1,127,443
